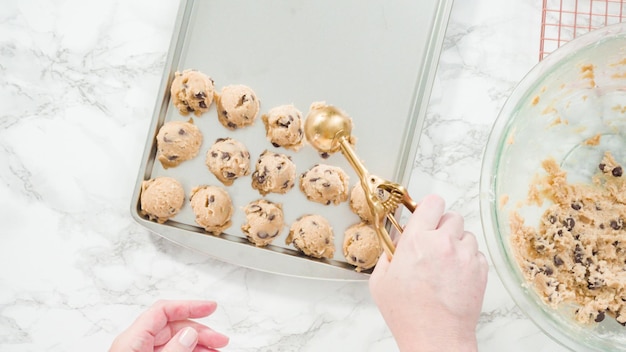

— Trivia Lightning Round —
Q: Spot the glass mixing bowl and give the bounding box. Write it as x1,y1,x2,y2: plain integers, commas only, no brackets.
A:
481,22,626,351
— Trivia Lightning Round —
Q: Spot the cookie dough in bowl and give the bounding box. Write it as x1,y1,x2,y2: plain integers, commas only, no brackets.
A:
215,84,260,130
480,22,626,351
251,150,296,195
300,164,349,205
140,177,185,224
156,119,203,169
343,222,382,272
262,104,305,150
286,214,335,259
205,137,251,186
241,199,285,247
170,69,215,116
189,185,233,235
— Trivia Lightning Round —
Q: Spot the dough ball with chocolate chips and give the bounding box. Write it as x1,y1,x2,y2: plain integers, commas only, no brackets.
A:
349,180,388,223
262,104,305,151
300,164,349,205
156,119,203,169
205,137,251,186
170,69,215,116
215,84,260,130
241,199,285,247
140,177,185,224
286,214,335,259
349,183,374,223
189,185,233,235
343,222,382,272
251,150,296,195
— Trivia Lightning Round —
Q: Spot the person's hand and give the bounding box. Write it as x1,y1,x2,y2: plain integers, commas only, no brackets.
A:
109,300,229,352
369,194,488,352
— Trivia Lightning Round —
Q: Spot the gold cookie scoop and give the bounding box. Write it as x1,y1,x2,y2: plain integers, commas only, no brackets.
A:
303,103,418,259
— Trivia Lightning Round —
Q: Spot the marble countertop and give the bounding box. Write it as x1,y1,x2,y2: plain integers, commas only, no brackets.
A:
0,0,574,351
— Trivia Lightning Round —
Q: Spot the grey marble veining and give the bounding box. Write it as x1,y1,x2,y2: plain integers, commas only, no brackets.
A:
0,0,573,351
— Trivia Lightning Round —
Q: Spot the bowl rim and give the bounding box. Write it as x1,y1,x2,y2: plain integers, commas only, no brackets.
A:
479,22,626,352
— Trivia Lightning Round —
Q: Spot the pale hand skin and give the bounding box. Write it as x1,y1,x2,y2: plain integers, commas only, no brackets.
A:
109,300,229,352
369,194,489,352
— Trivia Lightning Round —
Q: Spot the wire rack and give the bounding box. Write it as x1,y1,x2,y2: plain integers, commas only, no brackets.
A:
540,0,626,60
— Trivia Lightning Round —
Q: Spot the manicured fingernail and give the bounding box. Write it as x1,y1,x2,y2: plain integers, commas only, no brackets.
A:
178,327,198,348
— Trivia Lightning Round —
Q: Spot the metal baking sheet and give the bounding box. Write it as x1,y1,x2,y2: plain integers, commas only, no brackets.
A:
131,0,453,280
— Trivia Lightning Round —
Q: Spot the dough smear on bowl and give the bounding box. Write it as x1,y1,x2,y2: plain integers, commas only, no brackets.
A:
511,151,626,325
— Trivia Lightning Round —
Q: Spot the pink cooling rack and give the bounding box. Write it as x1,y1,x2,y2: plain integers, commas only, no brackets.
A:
540,0,626,60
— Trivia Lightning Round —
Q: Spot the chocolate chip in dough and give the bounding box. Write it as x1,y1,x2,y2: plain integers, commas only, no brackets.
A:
564,217,576,231
553,255,564,266
610,219,623,230
595,311,606,323
612,166,623,177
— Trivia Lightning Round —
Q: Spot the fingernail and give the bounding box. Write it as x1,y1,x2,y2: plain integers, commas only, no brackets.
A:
178,327,198,348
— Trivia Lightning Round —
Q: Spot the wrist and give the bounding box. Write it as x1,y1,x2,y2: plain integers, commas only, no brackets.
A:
393,327,478,352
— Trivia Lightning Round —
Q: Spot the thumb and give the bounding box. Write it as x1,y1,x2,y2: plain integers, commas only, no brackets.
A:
403,194,445,234
162,327,198,352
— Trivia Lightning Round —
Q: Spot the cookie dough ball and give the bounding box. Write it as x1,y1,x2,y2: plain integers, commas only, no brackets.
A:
241,199,285,247
216,85,260,130
251,150,296,195
286,214,335,259
343,222,382,272
262,104,305,151
205,137,251,186
170,69,215,116
349,183,374,223
140,177,185,224
189,185,233,235
300,164,349,205
156,119,203,169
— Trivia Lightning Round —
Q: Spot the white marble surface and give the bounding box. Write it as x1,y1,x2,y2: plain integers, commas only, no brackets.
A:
0,0,575,351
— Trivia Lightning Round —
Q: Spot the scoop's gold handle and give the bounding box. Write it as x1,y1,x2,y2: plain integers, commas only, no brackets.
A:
303,102,419,260
336,137,396,259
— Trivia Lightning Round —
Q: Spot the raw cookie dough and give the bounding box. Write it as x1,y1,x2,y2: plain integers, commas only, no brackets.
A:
205,137,251,186
215,84,260,130
189,185,233,235
286,214,335,259
140,177,185,224
241,199,285,247
251,150,296,195
156,119,203,169
262,104,305,150
300,164,349,205
170,69,215,116
350,183,374,223
511,151,626,325
343,222,382,272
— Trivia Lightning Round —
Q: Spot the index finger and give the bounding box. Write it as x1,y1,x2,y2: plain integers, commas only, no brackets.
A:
134,300,219,336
